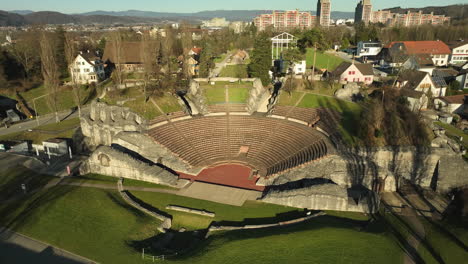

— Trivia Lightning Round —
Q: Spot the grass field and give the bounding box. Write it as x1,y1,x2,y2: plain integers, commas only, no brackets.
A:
228,87,249,103
0,118,80,144
17,84,96,116
219,65,249,78
102,87,182,119
306,49,345,71
173,213,403,264
0,187,158,264
205,88,226,104
0,167,55,201
418,217,468,264
131,191,303,230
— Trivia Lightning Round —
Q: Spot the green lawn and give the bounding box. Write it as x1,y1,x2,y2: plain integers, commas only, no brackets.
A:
219,65,249,78
18,85,96,116
298,93,361,114
214,53,228,63
0,178,406,264
0,167,55,201
0,187,158,264
278,91,304,106
228,87,249,103
0,118,80,144
102,88,182,119
298,94,362,145
205,88,226,104
306,49,345,71
418,217,468,264
173,213,403,264
131,191,303,231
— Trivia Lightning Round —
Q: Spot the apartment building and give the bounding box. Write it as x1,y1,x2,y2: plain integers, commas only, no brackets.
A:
254,10,317,31
317,0,331,27
355,0,372,24
354,0,451,27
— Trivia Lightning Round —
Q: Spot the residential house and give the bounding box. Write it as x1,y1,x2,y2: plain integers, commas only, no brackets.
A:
448,40,468,65
69,51,105,84
331,62,375,85
102,42,144,72
455,69,468,90
232,50,249,64
356,41,382,58
387,41,451,67
396,70,445,111
434,94,467,115
402,54,435,75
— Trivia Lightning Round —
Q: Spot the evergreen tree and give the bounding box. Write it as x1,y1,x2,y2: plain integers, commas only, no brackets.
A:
198,39,214,78
248,33,272,86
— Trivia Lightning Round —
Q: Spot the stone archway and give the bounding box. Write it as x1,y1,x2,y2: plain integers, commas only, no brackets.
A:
98,153,111,167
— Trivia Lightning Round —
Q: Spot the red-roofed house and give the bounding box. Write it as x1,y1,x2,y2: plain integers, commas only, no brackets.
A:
388,41,451,67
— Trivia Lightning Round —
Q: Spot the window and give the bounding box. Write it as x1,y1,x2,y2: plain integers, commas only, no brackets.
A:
348,71,355,75
84,68,90,73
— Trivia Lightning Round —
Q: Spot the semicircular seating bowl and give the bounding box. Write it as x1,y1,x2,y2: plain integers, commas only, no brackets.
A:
147,115,334,177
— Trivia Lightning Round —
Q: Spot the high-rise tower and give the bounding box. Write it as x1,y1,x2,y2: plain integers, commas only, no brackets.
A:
317,0,331,26
355,0,373,24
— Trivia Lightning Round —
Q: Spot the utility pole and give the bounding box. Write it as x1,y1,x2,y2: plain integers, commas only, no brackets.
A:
33,98,39,126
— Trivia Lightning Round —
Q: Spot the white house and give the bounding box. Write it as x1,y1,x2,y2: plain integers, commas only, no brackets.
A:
331,62,375,85
388,41,451,67
356,41,382,58
70,52,105,84
448,41,468,65
434,94,467,115
396,70,446,111
456,69,468,90
293,60,307,75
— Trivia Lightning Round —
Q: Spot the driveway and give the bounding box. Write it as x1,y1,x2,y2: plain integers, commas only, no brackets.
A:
210,52,233,78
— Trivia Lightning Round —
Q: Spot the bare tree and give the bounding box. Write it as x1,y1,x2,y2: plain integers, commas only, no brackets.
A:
180,23,193,80
40,31,60,123
64,33,82,118
9,30,41,81
140,32,160,103
110,31,124,86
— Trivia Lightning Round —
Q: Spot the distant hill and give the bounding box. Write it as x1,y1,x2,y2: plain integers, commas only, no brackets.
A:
80,10,355,21
0,11,26,26
384,4,468,23
0,10,165,25
9,10,34,15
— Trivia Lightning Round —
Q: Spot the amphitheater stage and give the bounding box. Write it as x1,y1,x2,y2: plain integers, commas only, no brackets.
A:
178,182,262,206
178,164,265,192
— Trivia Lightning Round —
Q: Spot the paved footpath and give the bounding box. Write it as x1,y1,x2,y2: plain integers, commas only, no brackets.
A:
0,227,97,264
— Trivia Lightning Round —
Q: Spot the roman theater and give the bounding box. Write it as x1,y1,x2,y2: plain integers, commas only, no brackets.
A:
79,78,468,213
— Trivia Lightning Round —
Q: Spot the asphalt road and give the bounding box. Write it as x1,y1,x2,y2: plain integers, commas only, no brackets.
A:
0,107,89,137
210,52,233,78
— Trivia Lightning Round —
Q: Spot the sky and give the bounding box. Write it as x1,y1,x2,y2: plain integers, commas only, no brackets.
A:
2,0,466,14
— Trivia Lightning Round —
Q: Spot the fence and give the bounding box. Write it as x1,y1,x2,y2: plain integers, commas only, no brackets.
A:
141,248,177,262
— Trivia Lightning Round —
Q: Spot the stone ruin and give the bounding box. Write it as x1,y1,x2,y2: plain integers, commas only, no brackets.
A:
79,96,468,214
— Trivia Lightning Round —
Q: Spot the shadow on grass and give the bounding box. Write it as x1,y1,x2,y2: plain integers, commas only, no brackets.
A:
124,191,172,219
0,184,76,239
168,213,383,261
